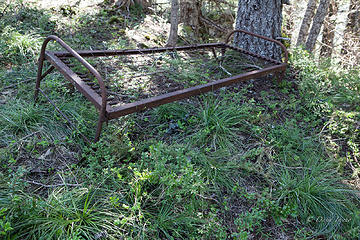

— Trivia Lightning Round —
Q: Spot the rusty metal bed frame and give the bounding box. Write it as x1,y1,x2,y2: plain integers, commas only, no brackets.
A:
34,29,288,143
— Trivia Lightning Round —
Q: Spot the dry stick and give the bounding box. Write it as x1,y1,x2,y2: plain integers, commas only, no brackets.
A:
107,90,137,99
124,70,166,79
272,162,312,170
196,194,220,204
57,150,80,184
200,16,228,33
18,131,40,142
2,78,33,90
24,180,81,188
219,64,232,76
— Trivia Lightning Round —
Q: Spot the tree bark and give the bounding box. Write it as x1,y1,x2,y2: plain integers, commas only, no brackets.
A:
320,0,338,58
234,0,283,61
341,0,360,59
115,0,152,10
305,0,331,52
167,0,180,47
296,0,319,47
180,0,202,38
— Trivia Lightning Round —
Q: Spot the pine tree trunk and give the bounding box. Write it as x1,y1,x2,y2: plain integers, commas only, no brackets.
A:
234,0,283,61
283,2,295,47
305,0,331,52
296,0,319,47
320,0,338,58
180,0,202,38
167,0,180,47
341,0,360,60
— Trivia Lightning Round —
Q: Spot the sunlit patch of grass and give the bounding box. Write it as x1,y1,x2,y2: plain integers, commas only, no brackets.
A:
0,99,45,135
0,27,42,65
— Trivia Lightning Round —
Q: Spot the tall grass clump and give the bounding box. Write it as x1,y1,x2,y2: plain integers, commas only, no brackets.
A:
190,95,255,153
269,123,360,238
2,186,125,239
0,27,42,66
0,99,45,135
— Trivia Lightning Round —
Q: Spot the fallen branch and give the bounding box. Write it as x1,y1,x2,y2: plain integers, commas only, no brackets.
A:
1,78,33,91
124,70,166,79
107,90,137,99
25,180,81,188
272,162,312,171
200,16,228,33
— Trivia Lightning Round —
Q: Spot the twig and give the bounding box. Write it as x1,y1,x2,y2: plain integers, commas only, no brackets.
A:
219,63,232,76
57,150,80,184
1,78,33,91
237,63,262,70
18,131,40,142
106,90,137,99
124,70,166,79
272,162,312,170
196,194,220,204
200,16,228,33
24,180,81,188
318,121,330,135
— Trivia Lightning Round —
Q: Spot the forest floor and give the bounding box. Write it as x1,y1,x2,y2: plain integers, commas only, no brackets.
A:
0,1,360,239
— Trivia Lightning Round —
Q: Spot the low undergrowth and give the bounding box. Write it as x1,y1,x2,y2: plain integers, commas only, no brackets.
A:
0,1,359,239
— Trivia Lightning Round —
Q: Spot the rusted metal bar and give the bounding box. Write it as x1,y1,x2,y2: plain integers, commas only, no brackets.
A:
225,29,289,63
107,64,286,119
34,35,108,142
224,44,281,64
44,51,106,111
52,43,226,58
40,66,55,80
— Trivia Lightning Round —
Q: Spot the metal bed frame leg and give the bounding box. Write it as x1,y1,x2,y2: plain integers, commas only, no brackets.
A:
94,117,105,142
34,36,109,143
34,52,46,102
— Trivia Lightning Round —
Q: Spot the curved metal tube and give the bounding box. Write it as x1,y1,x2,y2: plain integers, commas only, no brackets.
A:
224,29,288,64
34,35,107,142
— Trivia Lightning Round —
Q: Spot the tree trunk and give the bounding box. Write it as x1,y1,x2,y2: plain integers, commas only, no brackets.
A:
305,0,331,52
320,0,338,58
344,0,360,34
180,0,202,39
282,2,295,47
167,0,180,47
341,0,360,60
115,0,152,10
234,0,283,61
296,0,319,47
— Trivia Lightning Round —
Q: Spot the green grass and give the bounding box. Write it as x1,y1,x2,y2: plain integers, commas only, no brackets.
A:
1,186,125,239
291,49,360,178
189,94,260,154
269,122,360,238
1,1,360,239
